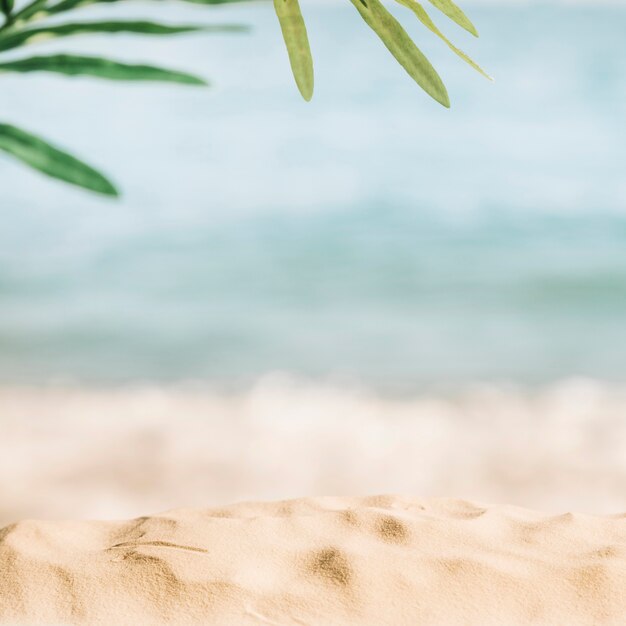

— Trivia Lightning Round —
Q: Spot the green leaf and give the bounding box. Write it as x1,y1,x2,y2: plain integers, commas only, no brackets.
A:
396,0,491,80
1,0,15,18
180,0,252,4
9,0,46,25
12,0,250,23
349,0,449,107
0,123,118,196
426,0,477,37
273,0,314,101
0,54,208,85
0,20,247,53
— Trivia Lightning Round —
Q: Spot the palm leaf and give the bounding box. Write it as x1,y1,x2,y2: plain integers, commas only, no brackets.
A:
349,0,449,107
426,0,477,37
273,0,314,101
396,0,491,80
166,0,252,4
0,54,208,84
14,0,250,22
0,123,118,196
1,0,14,18
9,0,45,24
0,20,246,53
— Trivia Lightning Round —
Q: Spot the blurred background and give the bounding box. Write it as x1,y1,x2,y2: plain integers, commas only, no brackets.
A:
1,0,625,523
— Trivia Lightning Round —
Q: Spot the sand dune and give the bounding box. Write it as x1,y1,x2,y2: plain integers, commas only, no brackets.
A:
1,496,625,625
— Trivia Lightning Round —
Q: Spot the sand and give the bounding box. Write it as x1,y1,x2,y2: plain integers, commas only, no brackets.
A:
1,496,625,625
2,379,626,525
2,382,625,623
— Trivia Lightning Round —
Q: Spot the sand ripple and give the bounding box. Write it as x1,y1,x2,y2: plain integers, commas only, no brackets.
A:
1,496,625,625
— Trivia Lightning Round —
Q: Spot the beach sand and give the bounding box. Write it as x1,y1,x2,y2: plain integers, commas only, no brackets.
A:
2,382,626,624
1,495,625,625
2,379,626,525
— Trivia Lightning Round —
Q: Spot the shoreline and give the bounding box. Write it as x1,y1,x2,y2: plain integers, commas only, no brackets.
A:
1,380,625,525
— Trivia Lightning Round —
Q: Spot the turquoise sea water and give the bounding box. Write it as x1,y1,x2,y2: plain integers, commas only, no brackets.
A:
0,2,625,390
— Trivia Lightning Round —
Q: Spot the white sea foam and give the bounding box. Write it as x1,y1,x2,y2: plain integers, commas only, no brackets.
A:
2,377,625,525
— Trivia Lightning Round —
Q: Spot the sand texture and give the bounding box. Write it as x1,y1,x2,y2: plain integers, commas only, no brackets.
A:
2,380,626,526
1,496,625,625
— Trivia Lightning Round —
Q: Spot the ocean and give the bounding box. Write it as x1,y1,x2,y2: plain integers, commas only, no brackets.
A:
1,1,626,520
0,1,625,391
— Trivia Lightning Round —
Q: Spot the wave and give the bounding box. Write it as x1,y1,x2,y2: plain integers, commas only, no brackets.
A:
1,376,625,525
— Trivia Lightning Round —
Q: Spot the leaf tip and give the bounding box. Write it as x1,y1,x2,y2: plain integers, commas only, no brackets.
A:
98,179,120,197
437,86,451,108
191,76,210,87
433,83,451,108
299,85,314,102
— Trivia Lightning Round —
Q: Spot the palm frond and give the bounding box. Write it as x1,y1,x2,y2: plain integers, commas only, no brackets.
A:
0,0,488,197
